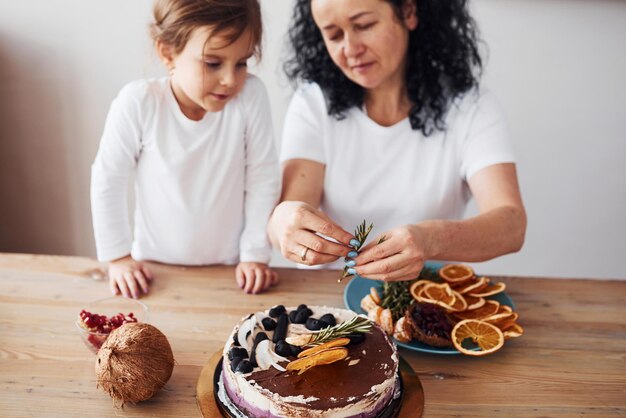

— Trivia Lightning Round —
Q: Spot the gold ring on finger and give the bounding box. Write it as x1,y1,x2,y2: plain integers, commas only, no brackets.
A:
300,246,309,262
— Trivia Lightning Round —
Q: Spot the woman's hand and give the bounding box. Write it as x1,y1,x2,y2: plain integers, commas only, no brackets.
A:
108,255,153,298
351,224,429,281
269,201,354,266
236,262,278,294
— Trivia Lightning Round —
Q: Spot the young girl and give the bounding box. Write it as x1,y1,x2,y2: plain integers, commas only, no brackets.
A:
91,0,280,298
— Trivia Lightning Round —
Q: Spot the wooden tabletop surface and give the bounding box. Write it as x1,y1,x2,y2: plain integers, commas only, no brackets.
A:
1,253,625,417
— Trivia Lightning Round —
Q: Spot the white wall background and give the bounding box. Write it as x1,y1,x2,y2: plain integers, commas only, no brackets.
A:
0,0,624,279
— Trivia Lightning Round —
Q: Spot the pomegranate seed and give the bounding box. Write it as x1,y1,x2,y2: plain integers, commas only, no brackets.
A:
79,310,138,334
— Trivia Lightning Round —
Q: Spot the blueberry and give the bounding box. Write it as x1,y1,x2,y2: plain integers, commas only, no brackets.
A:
288,310,298,323
231,357,243,372
306,317,324,331
272,313,288,343
228,347,248,361
294,310,310,324
305,308,313,316
269,305,286,318
346,333,365,345
289,344,302,357
254,332,269,344
249,353,258,368
235,359,254,374
274,341,291,357
297,304,308,311
319,314,336,327
262,317,277,331
232,333,240,347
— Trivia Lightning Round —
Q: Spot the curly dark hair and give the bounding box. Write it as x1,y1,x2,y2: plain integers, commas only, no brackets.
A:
284,0,483,136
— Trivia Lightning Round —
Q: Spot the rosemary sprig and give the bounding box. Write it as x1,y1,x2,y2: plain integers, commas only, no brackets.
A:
308,315,372,346
340,220,375,282
380,281,413,322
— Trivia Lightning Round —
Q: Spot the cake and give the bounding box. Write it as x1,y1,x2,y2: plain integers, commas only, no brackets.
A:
218,305,400,418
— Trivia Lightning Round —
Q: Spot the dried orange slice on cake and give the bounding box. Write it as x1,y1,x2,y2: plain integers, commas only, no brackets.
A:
451,319,504,356
439,264,475,285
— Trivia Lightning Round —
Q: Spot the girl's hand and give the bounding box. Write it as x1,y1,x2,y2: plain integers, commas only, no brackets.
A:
351,225,429,282
108,255,153,298
236,262,278,294
270,201,354,266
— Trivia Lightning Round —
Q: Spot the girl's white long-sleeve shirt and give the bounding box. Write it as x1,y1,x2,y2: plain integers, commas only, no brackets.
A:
91,75,280,265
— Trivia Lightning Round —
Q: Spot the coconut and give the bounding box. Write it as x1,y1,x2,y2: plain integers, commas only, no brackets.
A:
95,322,175,406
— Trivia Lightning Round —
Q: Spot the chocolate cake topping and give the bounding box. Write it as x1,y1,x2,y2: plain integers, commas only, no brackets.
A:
247,325,395,410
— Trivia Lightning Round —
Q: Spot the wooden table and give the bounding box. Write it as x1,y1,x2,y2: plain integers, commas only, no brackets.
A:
0,253,625,417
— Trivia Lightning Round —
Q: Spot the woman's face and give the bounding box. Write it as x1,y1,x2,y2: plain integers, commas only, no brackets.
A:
311,0,417,91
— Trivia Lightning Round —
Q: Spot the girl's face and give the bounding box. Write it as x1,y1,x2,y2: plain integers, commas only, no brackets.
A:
311,0,417,93
163,26,254,119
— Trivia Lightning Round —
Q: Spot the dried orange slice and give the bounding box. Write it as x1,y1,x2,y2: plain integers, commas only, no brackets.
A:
447,289,468,312
287,347,348,374
423,283,456,305
463,294,486,310
501,323,524,339
297,338,350,358
451,319,504,356
453,299,500,320
439,264,475,284
414,284,468,312
469,282,506,297
485,311,518,325
409,280,436,301
453,276,489,295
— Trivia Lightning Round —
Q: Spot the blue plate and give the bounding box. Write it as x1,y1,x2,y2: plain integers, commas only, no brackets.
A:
343,264,515,355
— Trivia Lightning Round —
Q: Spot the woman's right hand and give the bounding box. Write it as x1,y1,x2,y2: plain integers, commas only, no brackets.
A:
108,255,153,299
269,201,354,266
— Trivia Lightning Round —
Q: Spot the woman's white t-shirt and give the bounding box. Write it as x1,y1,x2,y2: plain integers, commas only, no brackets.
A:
280,83,515,269
91,75,280,265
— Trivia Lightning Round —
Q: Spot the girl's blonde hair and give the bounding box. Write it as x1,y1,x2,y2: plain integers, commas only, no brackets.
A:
150,0,262,58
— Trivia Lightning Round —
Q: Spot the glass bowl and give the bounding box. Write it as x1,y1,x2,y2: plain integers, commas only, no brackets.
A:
75,296,149,354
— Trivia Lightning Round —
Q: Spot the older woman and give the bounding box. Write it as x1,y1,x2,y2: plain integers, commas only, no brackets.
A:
268,0,526,281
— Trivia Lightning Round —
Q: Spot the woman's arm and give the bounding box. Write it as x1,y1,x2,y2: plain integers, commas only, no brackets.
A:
268,159,354,265
354,163,526,281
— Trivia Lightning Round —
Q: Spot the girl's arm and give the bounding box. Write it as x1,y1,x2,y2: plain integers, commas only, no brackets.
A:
239,77,281,267
91,89,141,262
236,78,281,294
91,84,150,297
354,163,526,281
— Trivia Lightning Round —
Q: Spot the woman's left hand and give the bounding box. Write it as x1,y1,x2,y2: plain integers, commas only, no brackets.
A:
351,225,429,282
